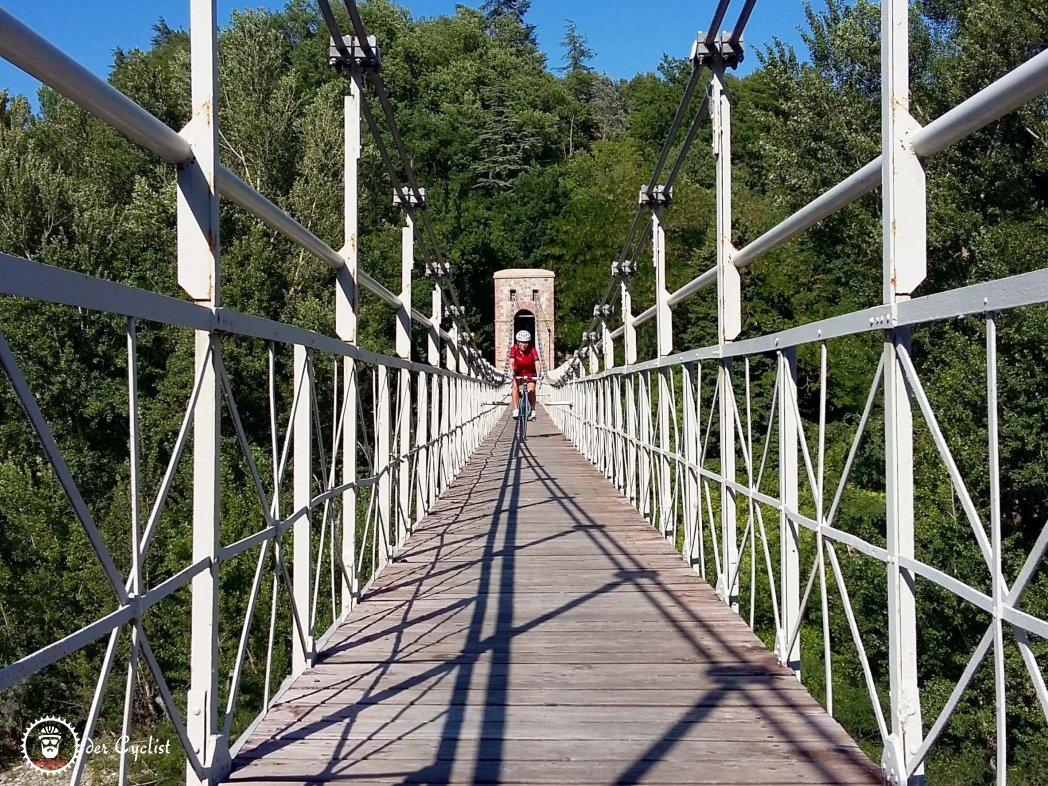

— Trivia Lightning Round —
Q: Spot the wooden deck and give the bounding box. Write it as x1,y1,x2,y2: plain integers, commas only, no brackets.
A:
227,408,880,785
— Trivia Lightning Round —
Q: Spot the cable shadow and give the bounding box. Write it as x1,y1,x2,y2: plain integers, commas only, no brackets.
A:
225,408,878,785
517,409,878,784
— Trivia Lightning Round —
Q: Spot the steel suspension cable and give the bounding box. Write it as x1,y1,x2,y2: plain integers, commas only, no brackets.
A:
564,0,759,378
320,0,486,373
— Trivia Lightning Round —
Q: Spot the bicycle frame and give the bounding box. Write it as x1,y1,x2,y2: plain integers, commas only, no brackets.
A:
515,375,534,441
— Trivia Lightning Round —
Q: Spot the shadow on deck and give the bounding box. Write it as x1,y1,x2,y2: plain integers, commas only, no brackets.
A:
224,407,880,785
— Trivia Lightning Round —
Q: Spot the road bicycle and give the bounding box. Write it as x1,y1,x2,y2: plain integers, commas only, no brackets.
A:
515,375,535,442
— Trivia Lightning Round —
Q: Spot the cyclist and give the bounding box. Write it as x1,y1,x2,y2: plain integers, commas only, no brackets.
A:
508,329,540,421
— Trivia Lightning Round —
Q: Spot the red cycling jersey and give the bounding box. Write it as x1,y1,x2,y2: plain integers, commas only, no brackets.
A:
509,344,540,377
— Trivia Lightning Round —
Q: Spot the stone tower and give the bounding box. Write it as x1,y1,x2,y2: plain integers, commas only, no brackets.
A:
493,269,555,371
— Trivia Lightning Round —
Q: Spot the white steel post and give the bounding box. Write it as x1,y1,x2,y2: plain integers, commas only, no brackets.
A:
180,1,227,781
778,349,801,676
590,382,599,463
654,211,672,357
613,375,625,494
622,277,637,367
626,373,638,507
639,371,652,521
602,318,616,480
439,372,450,495
415,371,428,519
445,327,458,479
376,365,392,573
605,380,614,476
654,208,673,539
594,378,604,470
292,346,314,674
712,61,740,611
602,316,614,370
396,208,414,549
428,287,441,506
882,0,926,781
622,277,638,506
337,82,360,612
683,363,699,571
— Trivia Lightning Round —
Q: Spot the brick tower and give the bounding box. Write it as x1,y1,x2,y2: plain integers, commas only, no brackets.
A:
493,269,555,372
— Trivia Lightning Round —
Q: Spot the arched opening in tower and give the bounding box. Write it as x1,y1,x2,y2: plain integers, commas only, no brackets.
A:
512,309,537,351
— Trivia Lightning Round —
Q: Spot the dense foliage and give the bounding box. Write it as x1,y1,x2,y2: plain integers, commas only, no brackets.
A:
0,0,1045,782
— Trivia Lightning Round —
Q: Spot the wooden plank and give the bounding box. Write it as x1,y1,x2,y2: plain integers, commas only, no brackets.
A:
228,753,879,785
224,409,878,785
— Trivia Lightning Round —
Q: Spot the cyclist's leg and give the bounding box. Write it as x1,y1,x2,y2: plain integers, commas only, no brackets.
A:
511,377,520,418
527,383,537,420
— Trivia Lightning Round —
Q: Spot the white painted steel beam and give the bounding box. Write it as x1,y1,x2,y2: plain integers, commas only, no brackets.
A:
712,62,739,612
396,210,414,547
292,346,315,675
881,1,925,781
180,3,227,781
339,84,360,612
376,366,392,574
778,350,800,676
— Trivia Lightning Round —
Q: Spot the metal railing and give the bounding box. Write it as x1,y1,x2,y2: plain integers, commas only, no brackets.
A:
547,2,1048,784
0,2,505,784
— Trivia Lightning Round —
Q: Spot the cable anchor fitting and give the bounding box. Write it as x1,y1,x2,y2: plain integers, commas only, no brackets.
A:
393,187,427,210
638,185,673,207
692,31,744,69
328,35,382,73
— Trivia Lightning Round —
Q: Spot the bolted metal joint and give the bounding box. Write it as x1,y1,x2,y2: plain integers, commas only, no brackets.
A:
601,304,613,317
393,187,426,210
424,260,448,280
691,31,744,69
613,259,638,279
329,35,382,72
638,185,673,206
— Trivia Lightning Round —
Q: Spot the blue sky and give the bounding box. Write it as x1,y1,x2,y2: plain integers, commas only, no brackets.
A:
0,1,812,105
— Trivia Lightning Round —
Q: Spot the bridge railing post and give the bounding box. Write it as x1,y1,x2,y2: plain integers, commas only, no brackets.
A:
375,365,392,574
448,326,461,478
778,348,801,677
415,369,428,519
394,191,418,550
712,59,740,611
179,1,228,781
881,0,926,781
653,205,673,540
428,287,441,506
683,362,702,577
601,311,615,482
292,345,315,675
337,79,360,613
638,370,653,521
619,271,638,506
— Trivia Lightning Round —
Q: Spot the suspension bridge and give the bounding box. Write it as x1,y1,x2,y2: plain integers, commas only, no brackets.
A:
0,1,1046,785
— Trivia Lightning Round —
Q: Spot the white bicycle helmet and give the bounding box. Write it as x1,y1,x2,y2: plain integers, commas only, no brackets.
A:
515,330,532,342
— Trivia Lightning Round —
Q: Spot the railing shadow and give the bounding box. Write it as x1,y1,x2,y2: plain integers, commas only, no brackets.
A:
225,407,878,784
